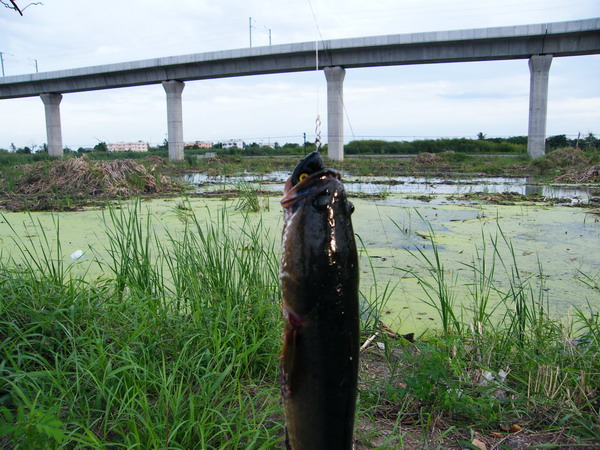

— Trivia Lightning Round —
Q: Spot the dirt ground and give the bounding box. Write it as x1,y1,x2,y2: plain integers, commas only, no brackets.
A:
354,329,600,449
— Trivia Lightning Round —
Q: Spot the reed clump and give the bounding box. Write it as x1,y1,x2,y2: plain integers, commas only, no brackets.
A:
233,181,270,213
2,158,183,211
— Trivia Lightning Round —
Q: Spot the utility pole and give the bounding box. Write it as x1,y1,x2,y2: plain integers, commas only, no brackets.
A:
33,59,38,73
0,52,5,77
262,26,272,45
249,17,253,48
303,132,307,155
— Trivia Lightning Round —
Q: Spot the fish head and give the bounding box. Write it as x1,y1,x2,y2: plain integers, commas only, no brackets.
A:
282,168,353,220
280,155,356,316
290,150,325,186
282,150,353,218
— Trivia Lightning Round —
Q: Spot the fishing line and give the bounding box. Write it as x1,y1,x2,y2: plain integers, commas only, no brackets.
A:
314,40,322,150
306,0,360,151
306,0,361,155
306,0,325,43
307,0,323,149
305,1,413,334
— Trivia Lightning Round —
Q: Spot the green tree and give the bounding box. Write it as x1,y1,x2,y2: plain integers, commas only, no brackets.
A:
93,141,108,152
546,134,569,149
582,132,598,150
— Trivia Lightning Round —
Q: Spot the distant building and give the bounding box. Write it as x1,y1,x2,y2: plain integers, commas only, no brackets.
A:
221,139,245,149
258,141,276,149
107,141,148,152
185,141,213,149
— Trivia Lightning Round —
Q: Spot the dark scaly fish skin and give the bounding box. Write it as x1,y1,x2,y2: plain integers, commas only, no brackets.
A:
280,153,359,450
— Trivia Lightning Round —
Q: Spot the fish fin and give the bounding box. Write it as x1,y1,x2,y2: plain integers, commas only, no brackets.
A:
281,306,303,397
281,325,296,398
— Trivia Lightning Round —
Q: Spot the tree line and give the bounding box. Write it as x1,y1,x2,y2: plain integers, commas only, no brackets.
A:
1,133,597,158
344,133,598,155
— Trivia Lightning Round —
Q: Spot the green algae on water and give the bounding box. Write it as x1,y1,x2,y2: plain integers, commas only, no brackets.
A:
1,195,598,334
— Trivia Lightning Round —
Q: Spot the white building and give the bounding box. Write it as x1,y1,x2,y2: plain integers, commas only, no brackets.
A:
220,139,244,149
107,141,149,152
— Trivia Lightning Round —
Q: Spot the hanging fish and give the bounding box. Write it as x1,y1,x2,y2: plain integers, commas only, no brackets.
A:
280,151,359,449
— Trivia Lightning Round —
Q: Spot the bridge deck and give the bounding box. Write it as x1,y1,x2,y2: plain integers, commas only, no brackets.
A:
0,18,599,99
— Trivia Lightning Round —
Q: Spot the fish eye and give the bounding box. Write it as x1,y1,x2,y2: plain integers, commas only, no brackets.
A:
299,173,309,182
348,202,355,214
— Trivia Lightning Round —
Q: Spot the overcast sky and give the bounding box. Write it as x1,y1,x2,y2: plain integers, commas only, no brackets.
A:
0,0,599,150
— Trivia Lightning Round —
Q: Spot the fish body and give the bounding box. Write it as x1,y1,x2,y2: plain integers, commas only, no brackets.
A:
280,152,359,449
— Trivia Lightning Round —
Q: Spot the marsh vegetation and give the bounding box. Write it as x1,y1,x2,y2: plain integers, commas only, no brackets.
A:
0,144,598,447
0,201,598,448
1,145,599,212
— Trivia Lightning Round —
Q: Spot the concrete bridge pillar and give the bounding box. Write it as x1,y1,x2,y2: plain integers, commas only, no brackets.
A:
40,93,63,157
162,80,185,161
324,66,345,161
527,54,553,159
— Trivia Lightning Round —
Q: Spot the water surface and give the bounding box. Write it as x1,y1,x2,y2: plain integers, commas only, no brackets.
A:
179,172,594,204
1,194,598,334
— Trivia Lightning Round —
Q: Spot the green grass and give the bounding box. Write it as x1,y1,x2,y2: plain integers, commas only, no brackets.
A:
0,202,284,448
233,182,270,213
0,202,598,447
359,217,600,443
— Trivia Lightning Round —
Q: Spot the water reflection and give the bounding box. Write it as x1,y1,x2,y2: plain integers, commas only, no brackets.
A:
178,172,593,204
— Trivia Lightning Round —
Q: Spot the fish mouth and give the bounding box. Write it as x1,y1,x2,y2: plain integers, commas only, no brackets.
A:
281,169,341,209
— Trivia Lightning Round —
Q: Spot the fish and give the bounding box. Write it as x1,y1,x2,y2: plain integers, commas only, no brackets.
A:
279,151,360,449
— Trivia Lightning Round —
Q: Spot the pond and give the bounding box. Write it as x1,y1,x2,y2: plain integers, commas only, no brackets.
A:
350,197,600,332
1,174,598,334
179,172,596,204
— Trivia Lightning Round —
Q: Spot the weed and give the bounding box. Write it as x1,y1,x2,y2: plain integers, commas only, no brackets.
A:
356,233,395,332
377,216,600,437
0,201,598,447
393,214,463,335
0,202,284,448
234,181,270,212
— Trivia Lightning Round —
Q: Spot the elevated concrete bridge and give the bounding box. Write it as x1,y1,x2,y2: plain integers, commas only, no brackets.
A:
1,18,599,160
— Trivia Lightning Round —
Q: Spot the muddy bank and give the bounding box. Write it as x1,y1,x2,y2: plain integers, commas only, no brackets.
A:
0,157,185,211
2,148,599,211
